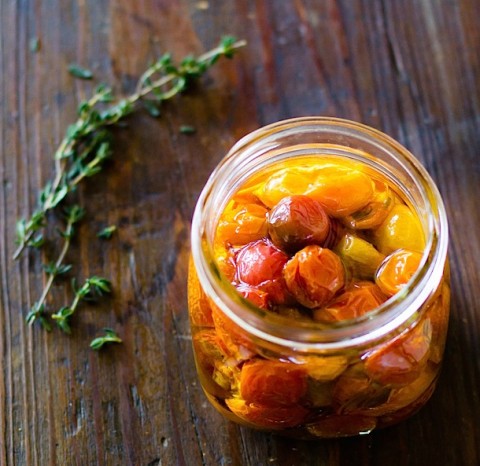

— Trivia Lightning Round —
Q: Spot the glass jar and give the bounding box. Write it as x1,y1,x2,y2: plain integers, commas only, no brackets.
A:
188,117,449,438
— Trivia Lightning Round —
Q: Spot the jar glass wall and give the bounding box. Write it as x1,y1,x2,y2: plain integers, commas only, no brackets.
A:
188,117,449,438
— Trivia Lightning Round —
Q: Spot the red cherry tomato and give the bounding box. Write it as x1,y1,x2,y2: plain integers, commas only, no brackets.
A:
267,195,331,252
236,284,270,310
235,239,290,305
240,359,308,407
235,239,289,285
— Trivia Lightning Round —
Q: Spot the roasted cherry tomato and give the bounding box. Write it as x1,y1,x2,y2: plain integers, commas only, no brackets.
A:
235,239,290,305
342,180,394,230
236,284,270,310
375,249,422,297
216,201,268,246
240,359,308,407
364,319,432,386
235,239,289,285
314,281,387,323
356,364,437,417
255,166,312,208
307,163,375,217
225,398,309,430
322,218,346,249
332,370,391,413
283,245,345,308
267,195,330,252
255,160,374,218
374,204,425,255
334,234,385,280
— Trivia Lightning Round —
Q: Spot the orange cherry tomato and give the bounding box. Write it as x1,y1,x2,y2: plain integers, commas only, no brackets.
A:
240,359,308,407
364,319,432,386
314,281,387,323
375,249,422,297
225,398,309,430
267,195,330,252
216,201,268,246
332,368,390,413
213,246,236,282
283,245,345,308
342,180,394,230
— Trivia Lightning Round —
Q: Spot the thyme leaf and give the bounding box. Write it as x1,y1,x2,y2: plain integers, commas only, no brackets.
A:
68,64,94,80
90,328,122,350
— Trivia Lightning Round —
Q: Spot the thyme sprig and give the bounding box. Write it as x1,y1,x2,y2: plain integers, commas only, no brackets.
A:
14,36,246,259
52,276,111,334
26,205,85,329
14,36,245,346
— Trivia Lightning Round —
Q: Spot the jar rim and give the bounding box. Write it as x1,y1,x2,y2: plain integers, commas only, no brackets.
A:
191,117,449,351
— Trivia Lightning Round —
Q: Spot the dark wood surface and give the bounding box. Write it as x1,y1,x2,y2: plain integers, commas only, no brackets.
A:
1,1,479,465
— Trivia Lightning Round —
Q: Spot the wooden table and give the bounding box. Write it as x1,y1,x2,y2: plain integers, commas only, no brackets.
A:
1,1,479,465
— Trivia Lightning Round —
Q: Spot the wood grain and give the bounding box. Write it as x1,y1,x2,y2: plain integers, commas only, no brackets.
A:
1,0,479,464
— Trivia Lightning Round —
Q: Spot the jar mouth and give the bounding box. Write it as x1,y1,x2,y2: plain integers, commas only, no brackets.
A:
191,117,449,351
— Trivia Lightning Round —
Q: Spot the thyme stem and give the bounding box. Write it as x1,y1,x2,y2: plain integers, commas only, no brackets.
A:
14,37,246,261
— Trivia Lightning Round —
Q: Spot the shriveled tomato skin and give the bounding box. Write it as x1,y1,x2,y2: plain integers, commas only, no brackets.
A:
283,245,345,308
235,284,270,310
235,238,290,305
267,195,330,252
216,201,268,247
240,359,308,407
314,281,387,323
235,239,288,284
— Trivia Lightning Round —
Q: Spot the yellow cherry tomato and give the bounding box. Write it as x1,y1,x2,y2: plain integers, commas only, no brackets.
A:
306,164,374,217
255,160,374,217
255,167,311,208
374,204,425,255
